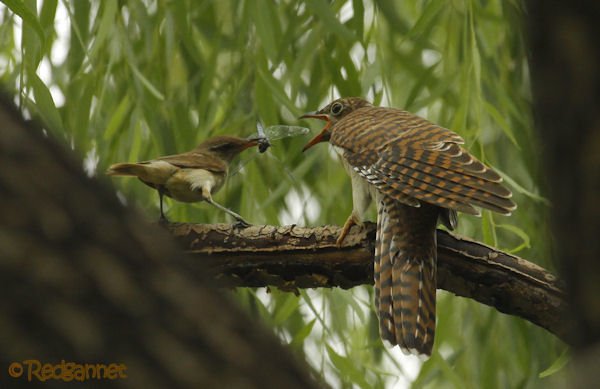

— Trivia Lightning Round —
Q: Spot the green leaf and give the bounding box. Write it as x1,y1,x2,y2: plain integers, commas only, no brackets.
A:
496,223,531,253
305,0,356,42
30,73,64,134
272,294,299,326
326,345,370,388
406,0,445,40
89,0,118,60
539,348,569,378
129,63,165,101
253,0,280,60
496,168,551,205
256,66,296,113
103,94,132,140
481,210,497,247
290,318,316,348
2,0,46,47
482,100,519,147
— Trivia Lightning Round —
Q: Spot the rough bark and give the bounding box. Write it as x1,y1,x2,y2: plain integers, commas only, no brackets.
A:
0,93,321,389
167,222,567,343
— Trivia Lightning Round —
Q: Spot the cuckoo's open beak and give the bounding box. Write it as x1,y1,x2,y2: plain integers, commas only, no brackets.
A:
300,112,331,152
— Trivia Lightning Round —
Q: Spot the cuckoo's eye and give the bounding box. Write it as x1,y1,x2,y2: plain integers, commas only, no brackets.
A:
330,102,344,115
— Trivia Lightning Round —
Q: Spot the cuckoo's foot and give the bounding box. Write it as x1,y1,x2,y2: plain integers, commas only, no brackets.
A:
336,214,360,247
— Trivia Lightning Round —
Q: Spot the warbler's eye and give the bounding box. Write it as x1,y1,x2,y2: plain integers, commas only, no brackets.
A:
330,102,343,115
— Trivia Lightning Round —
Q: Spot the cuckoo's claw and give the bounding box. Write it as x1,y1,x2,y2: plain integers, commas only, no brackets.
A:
336,214,360,247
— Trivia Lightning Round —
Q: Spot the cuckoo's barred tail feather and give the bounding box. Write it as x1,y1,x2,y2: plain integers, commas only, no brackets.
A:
374,198,396,344
374,197,439,355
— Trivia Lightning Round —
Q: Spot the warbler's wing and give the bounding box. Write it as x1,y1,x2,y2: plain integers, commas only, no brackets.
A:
157,151,228,173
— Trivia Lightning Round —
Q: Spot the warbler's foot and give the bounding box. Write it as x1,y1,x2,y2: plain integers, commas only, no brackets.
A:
158,215,170,226
233,219,251,229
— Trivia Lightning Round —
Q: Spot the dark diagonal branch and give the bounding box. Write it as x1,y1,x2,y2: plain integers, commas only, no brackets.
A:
168,222,568,343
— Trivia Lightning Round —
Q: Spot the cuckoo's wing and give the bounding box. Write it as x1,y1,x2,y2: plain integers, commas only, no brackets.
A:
375,129,515,215
333,107,516,216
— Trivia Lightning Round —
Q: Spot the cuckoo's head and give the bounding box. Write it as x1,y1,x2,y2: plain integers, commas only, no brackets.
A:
300,97,371,151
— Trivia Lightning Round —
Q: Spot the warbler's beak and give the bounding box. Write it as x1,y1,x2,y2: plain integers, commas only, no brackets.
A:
300,112,331,152
242,138,260,150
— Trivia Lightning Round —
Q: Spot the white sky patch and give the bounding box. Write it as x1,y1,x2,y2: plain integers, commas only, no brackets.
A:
254,287,271,308
278,185,321,226
50,85,65,107
363,0,375,32
349,42,365,70
300,69,310,85
189,109,199,127
340,66,347,80
339,1,354,24
145,0,158,15
272,61,286,80
0,54,11,78
284,81,292,100
367,42,377,64
416,106,429,119
421,49,441,67
83,144,99,176
38,58,66,106
380,85,390,107
366,89,374,102
51,2,70,65
327,144,340,161
37,57,52,82
330,85,341,102
388,348,423,385
438,343,454,359
115,191,128,205
8,1,70,106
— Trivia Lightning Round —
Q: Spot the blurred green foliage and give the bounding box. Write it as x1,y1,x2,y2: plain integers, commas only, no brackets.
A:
0,0,566,387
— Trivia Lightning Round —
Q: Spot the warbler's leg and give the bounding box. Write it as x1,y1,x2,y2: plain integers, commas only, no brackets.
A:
158,189,169,224
205,197,250,227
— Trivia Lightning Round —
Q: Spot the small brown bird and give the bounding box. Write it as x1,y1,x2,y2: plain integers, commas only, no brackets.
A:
301,97,515,356
106,135,261,225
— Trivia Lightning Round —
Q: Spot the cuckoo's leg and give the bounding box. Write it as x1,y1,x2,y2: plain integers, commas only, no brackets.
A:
336,212,361,246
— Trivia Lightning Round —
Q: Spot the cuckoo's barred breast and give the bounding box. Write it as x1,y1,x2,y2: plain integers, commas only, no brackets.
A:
330,105,516,216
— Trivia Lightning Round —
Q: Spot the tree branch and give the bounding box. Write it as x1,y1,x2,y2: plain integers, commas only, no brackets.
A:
168,222,568,343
